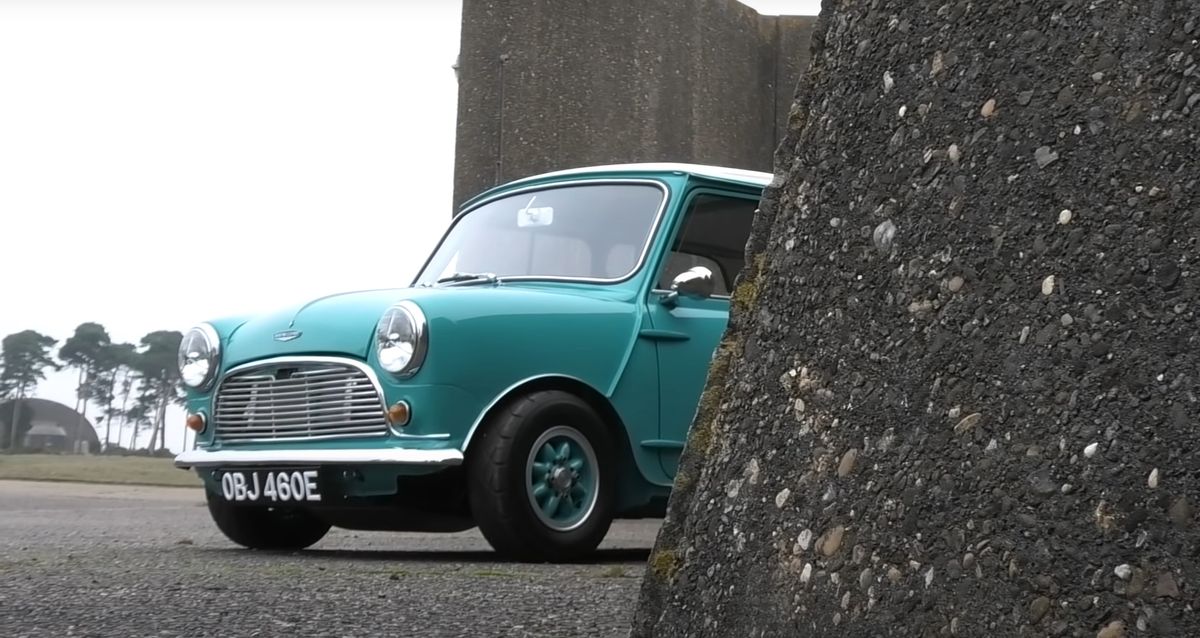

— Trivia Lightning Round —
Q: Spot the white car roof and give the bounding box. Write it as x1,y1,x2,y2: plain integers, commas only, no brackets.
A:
506,162,775,187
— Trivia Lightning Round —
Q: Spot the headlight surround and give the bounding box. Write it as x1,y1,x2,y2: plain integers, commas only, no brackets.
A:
178,323,221,390
375,300,428,378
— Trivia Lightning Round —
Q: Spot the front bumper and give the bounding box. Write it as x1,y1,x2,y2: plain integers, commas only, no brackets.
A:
174,446,464,469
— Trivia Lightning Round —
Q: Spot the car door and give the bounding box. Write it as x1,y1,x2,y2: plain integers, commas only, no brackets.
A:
643,187,759,478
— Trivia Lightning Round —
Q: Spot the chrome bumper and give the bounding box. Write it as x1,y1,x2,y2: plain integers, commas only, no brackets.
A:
174,447,464,469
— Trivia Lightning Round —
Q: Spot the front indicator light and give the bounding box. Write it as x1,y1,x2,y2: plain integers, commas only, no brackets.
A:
186,413,206,433
387,401,411,428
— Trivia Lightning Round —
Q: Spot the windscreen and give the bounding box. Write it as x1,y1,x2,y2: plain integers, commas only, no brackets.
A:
414,182,666,285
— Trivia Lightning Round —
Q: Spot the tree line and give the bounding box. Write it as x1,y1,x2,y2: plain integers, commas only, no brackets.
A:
0,323,186,454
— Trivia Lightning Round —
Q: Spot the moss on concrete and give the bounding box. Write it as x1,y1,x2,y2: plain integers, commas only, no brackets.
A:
648,548,680,582
730,253,766,317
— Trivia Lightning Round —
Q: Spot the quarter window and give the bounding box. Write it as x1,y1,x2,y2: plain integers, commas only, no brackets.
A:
655,193,758,295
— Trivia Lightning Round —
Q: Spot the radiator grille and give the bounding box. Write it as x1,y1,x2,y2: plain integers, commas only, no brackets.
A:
213,360,388,442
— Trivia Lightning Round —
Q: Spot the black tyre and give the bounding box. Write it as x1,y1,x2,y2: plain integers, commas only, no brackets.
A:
467,390,616,562
205,491,331,551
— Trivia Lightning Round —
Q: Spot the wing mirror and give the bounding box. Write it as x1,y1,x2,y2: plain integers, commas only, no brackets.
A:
662,266,715,307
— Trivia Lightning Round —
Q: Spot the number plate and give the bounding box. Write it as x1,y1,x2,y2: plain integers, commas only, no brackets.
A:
217,469,322,503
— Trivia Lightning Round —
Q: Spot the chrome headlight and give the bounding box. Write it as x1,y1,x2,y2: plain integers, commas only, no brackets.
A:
375,300,428,377
178,323,221,390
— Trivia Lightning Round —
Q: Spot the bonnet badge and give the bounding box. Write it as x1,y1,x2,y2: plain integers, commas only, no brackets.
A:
273,329,303,342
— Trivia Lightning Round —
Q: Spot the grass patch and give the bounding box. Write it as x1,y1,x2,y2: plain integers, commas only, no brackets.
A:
471,569,522,578
0,454,201,488
598,565,630,578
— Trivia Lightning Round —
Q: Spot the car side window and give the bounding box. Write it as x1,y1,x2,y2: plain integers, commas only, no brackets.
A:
655,193,758,296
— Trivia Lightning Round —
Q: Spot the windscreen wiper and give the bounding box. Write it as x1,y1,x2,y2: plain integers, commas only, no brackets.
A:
435,272,500,286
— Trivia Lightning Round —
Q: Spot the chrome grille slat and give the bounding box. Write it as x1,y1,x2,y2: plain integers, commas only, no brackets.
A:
222,374,367,388
219,379,371,393
217,426,386,438
216,423,386,433
213,359,389,443
217,389,377,403
215,403,380,417
216,413,383,426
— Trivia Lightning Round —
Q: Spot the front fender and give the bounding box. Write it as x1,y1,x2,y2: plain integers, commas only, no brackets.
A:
398,286,642,412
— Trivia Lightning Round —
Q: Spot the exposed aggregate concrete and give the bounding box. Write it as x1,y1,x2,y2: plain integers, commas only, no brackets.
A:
633,1,1200,636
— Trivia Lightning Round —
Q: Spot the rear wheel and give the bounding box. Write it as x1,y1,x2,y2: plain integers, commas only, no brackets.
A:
467,390,615,562
205,491,331,551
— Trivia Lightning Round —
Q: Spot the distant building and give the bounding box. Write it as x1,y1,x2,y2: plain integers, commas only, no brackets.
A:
0,398,101,454
24,421,71,452
452,0,817,209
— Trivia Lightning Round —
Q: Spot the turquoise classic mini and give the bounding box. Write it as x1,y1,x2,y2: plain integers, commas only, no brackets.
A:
174,163,770,561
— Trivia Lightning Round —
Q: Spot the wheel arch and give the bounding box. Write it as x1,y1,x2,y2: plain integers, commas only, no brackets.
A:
463,375,631,449
461,375,639,486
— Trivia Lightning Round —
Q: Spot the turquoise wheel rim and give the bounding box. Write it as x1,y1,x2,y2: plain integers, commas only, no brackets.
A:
525,425,598,532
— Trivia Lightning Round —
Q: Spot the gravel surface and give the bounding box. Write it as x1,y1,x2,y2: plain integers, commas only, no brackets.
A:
0,480,657,637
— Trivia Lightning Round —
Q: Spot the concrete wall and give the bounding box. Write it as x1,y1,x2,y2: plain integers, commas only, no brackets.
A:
452,0,816,209
633,2,1200,634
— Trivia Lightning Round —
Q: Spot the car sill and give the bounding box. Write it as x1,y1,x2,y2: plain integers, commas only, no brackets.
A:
174,447,464,469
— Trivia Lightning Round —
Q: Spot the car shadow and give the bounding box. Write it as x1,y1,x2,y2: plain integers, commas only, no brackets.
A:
198,546,652,565
309,547,652,565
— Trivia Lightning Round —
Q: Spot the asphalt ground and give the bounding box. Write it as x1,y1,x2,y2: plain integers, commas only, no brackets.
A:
0,480,659,638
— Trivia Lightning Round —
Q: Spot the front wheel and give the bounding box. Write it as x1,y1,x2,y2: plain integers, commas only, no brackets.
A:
205,491,331,551
467,390,616,562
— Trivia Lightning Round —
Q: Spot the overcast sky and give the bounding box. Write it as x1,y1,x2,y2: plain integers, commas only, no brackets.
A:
0,0,820,453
